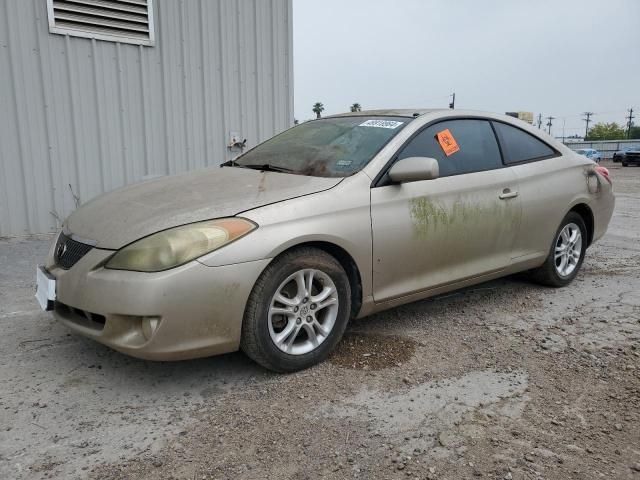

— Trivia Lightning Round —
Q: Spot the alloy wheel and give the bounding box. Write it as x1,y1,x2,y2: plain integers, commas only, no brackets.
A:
554,223,582,277
268,268,339,355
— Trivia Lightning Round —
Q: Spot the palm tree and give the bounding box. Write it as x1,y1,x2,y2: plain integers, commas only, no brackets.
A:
350,103,362,113
312,102,324,119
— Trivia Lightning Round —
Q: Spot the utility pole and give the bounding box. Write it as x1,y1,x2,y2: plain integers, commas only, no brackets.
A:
537,113,543,129
546,116,555,135
626,108,635,139
449,92,455,109
583,112,594,139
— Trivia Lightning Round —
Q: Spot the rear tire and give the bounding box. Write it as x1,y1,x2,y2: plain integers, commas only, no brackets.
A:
529,212,587,288
241,247,351,372
622,161,629,167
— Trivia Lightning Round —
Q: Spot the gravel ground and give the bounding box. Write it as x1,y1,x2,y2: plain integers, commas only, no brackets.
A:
1,161,639,480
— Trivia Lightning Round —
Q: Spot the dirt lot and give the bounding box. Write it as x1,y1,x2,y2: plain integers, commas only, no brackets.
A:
1,162,639,480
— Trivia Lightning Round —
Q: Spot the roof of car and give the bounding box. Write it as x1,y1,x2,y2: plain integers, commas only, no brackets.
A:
328,109,447,118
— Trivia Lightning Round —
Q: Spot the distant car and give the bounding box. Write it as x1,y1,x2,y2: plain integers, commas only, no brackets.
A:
612,145,640,166
36,109,615,372
575,148,602,163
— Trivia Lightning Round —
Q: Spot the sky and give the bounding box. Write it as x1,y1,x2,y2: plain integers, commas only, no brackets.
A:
293,0,640,138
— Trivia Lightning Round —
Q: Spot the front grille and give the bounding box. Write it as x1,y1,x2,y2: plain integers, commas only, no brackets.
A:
54,233,93,270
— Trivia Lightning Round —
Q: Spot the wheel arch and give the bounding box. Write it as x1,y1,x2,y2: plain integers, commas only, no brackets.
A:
569,203,594,247
269,241,363,319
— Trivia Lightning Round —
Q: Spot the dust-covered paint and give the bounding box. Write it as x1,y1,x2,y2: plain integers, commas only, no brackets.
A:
409,196,512,238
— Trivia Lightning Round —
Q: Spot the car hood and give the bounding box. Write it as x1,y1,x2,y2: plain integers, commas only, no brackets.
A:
65,166,342,249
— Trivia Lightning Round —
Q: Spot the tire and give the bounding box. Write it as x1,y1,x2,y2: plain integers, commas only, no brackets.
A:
240,247,351,372
529,212,587,288
622,161,628,167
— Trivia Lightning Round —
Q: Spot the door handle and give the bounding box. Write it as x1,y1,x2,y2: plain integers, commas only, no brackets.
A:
499,188,518,200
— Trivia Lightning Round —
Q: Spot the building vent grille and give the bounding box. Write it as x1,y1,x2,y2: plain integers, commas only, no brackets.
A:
47,0,155,46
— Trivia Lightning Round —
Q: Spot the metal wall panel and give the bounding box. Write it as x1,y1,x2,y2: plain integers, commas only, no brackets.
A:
0,0,293,236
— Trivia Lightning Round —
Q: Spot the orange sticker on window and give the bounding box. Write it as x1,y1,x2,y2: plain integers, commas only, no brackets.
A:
436,129,460,156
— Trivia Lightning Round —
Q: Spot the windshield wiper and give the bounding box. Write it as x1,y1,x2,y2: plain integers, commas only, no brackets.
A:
239,164,296,174
220,159,238,167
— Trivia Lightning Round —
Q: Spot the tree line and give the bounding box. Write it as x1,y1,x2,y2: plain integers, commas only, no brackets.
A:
311,102,361,119
585,123,640,141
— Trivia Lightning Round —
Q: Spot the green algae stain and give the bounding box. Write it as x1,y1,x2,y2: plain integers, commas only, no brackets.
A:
409,197,448,237
409,196,502,239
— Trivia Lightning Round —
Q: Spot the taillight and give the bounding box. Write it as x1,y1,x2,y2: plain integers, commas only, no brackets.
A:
595,165,612,185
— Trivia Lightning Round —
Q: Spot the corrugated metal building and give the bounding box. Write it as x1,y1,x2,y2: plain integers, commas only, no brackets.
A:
0,0,293,236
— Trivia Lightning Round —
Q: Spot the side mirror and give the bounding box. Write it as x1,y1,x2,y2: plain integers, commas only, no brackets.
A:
388,157,439,183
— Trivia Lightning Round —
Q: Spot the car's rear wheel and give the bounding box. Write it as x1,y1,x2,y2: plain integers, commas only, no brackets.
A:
530,212,587,287
241,247,351,372
622,161,629,167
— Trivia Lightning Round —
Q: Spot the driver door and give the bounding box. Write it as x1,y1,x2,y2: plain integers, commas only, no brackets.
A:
370,119,521,302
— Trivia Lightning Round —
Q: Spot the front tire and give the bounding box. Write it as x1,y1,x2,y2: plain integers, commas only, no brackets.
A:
241,247,351,372
530,212,587,288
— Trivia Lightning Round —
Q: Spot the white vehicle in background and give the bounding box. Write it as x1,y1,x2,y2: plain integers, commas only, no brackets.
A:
575,148,602,163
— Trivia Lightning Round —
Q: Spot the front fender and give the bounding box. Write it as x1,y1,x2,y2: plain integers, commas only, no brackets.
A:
197,174,374,299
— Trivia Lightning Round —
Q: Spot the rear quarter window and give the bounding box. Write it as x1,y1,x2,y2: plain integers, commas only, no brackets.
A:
493,121,557,164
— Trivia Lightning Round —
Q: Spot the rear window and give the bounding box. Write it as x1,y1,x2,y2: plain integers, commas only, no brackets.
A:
493,122,556,164
235,116,409,177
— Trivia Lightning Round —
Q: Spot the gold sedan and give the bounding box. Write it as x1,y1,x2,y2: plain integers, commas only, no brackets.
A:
36,109,615,371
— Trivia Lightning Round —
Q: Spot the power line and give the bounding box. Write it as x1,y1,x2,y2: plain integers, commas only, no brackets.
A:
546,116,555,135
626,108,635,139
559,110,626,118
582,112,594,139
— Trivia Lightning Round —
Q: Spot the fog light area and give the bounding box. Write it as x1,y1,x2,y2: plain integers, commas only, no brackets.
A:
141,316,161,340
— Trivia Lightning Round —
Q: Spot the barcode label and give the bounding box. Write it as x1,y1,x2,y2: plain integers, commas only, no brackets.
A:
358,120,404,129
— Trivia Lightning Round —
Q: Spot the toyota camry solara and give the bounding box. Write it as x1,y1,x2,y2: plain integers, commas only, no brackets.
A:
36,109,615,372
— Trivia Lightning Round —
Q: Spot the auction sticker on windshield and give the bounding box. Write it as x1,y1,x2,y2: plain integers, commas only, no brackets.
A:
358,120,404,129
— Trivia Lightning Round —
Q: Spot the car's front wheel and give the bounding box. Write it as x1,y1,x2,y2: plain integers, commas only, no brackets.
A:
530,212,587,287
241,247,351,372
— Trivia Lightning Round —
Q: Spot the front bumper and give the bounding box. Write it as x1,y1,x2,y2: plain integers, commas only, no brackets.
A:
45,247,270,360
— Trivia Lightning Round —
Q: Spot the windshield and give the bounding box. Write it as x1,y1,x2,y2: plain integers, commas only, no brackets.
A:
234,116,410,177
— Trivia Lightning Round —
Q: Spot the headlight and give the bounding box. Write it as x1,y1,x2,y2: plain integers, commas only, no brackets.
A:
105,218,256,272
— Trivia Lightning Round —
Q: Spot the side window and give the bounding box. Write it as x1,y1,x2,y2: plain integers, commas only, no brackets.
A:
396,119,502,177
493,122,556,164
